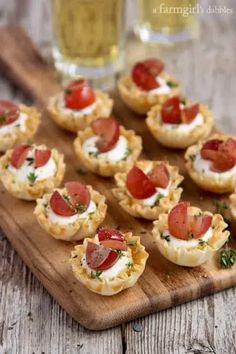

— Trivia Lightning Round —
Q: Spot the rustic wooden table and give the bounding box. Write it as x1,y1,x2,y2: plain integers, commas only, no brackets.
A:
0,0,235,353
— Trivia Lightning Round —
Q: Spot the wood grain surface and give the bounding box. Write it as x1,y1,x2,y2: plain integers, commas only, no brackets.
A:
0,25,236,332
0,0,235,352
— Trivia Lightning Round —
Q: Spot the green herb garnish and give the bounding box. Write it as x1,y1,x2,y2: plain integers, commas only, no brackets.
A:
166,81,178,88
122,148,132,161
198,239,208,247
189,154,196,162
161,233,170,242
126,261,133,269
26,157,34,166
75,203,87,214
91,270,103,281
188,232,194,240
181,98,187,106
219,249,236,268
27,172,37,184
117,250,125,259
155,193,164,205
89,151,100,158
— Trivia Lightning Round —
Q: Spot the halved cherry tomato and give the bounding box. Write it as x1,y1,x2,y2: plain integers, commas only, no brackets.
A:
34,149,51,168
200,139,223,161
219,138,236,163
91,117,120,153
126,166,156,199
86,242,118,270
98,228,124,242
11,144,31,169
142,58,164,77
188,214,212,239
64,79,96,110
181,104,199,124
100,239,127,251
65,181,90,211
210,152,235,172
50,190,76,216
148,164,169,188
168,201,190,240
0,100,19,126
161,96,181,124
132,62,159,91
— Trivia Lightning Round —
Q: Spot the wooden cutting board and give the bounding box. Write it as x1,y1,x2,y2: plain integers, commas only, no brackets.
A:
0,26,235,330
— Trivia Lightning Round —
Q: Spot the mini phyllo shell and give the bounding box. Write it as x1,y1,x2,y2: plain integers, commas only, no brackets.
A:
48,79,113,132
185,135,236,194
34,181,107,241
0,100,40,152
146,96,213,149
113,160,183,220
153,201,229,267
73,117,142,177
0,143,65,200
118,58,180,114
70,228,148,296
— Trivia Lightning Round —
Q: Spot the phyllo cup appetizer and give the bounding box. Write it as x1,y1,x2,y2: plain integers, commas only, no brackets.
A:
34,181,107,241
70,228,148,295
48,79,113,132
185,135,236,194
113,160,183,220
74,117,142,177
153,201,229,267
0,100,40,152
118,58,180,114
0,143,65,200
146,96,213,149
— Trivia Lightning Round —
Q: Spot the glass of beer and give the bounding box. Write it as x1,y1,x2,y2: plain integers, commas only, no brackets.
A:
135,0,198,44
50,0,125,86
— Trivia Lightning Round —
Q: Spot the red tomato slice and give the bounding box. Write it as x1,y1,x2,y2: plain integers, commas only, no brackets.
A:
161,96,181,124
86,242,118,270
64,79,96,110
65,181,90,210
181,104,199,124
100,240,128,251
148,164,169,188
188,215,212,239
219,138,236,163
143,58,164,77
168,201,190,240
126,166,156,199
98,228,124,242
210,152,235,172
49,190,76,216
200,139,223,161
34,149,51,168
0,100,19,126
91,117,120,153
132,62,159,91
11,144,31,169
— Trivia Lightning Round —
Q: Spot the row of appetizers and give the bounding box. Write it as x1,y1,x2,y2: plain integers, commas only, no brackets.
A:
0,57,235,297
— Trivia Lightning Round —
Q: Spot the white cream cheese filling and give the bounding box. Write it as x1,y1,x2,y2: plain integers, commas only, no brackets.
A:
8,149,57,183
0,112,27,136
57,94,97,117
82,248,133,280
47,199,96,225
193,154,236,180
148,77,171,96
160,113,204,133
82,135,128,162
162,227,213,248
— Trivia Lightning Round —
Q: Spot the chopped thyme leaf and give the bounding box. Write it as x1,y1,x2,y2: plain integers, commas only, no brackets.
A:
89,151,100,158
198,239,208,247
189,154,196,162
75,203,87,214
26,157,34,166
181,98,186,106
122,148,132,161
0,114,6,121
62,194,71,203
166,81,178,88
27,172,37,184
155,193,164,205
91,270,103,281
161,233,170,242
117,250,125,258
219,248,236,268
43,202,48,208
126,261,133,269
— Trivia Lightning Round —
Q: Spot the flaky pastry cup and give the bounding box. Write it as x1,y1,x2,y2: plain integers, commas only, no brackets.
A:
185,134,236,194
118,71,180,115
112,160,184,220
153,207,229,267
73,126,142,177
34,186,107,241
70,232,149,296
47,90,113,132
0,104,40,152
0,144,65,200
229,193,236,221
146,103,213,149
